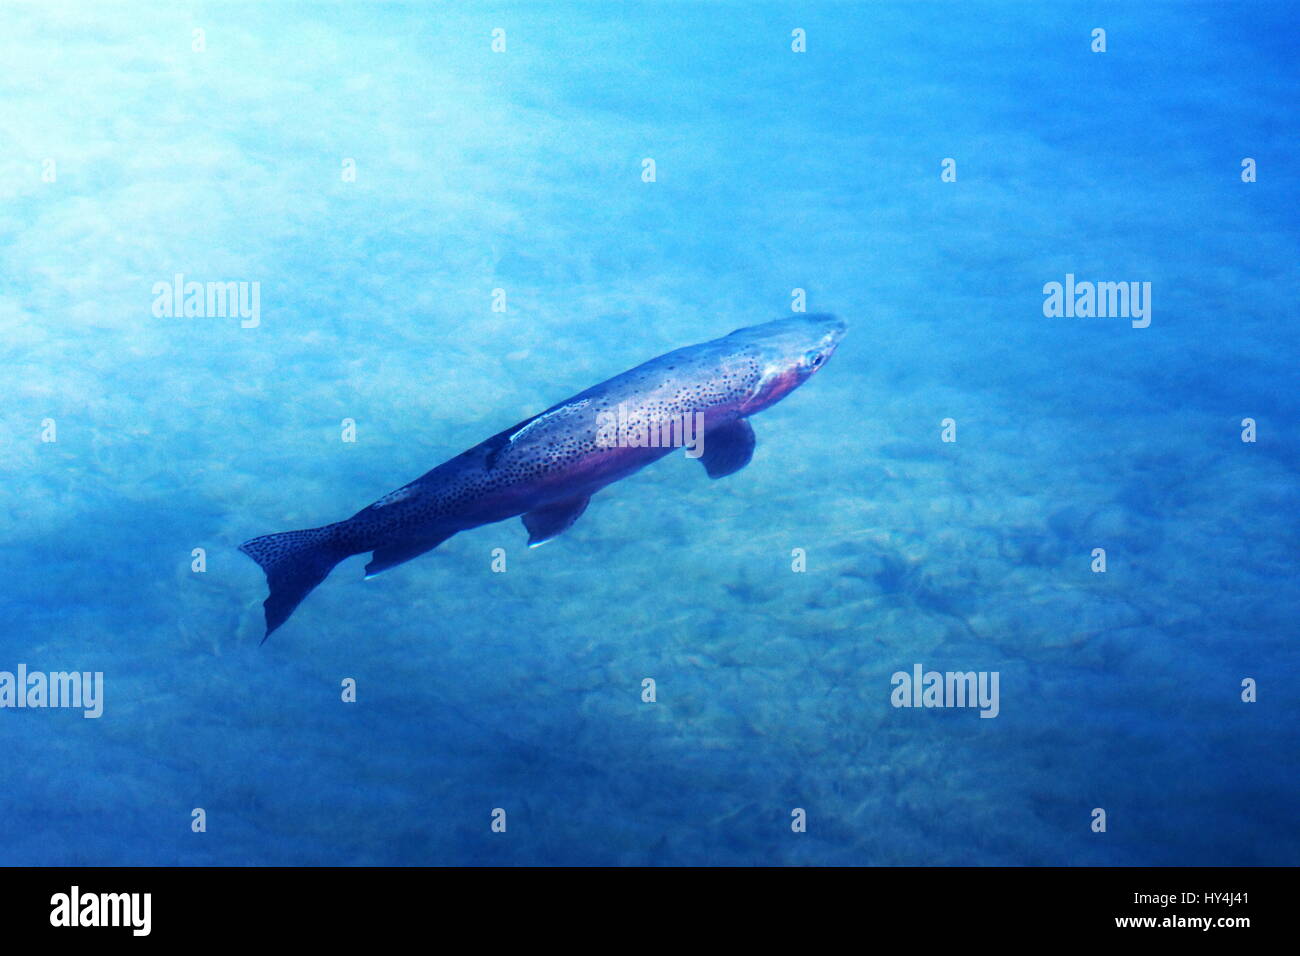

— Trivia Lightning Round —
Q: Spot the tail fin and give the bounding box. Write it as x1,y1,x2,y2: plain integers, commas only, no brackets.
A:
239,525,349,641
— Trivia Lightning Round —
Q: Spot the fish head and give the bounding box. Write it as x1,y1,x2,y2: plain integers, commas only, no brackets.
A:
726,313,847,414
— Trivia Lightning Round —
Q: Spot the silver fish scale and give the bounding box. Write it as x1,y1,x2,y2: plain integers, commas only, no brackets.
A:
521,351,757,456
427,350,761,519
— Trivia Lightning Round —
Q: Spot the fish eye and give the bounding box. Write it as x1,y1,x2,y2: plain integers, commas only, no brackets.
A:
806,351,825,369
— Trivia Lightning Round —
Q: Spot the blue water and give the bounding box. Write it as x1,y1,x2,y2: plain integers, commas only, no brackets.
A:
2,2,1297,866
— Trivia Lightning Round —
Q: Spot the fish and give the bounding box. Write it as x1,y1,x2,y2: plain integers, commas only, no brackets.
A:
239,313,847,639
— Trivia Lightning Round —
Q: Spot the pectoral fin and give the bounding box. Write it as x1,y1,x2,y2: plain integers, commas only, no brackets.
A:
698,418,756,479
522,494,591,547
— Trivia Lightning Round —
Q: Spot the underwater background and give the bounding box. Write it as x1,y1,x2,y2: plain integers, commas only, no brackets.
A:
1,1,1297,866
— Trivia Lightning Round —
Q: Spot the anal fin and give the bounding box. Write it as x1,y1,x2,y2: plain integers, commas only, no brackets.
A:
522,494,590,547
364,530,455,578
699,418,756,479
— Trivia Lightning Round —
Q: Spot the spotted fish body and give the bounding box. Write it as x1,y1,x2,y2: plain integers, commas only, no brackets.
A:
240,314,846,638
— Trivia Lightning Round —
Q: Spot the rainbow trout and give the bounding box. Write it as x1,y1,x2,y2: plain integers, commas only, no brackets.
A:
240,314,846,638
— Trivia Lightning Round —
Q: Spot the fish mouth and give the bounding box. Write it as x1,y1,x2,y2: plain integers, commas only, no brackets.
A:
816,314,848,347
